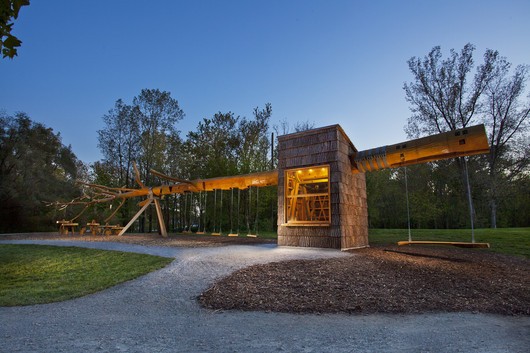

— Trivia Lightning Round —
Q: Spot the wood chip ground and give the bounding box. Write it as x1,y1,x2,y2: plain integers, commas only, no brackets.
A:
2,233,528,315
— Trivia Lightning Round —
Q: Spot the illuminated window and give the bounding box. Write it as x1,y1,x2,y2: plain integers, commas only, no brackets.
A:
285,165,330,225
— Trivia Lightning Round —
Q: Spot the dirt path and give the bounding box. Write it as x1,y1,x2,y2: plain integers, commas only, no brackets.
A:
1,238,529,352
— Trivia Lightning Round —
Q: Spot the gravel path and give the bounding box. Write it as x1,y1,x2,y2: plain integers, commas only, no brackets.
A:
1,240,529,353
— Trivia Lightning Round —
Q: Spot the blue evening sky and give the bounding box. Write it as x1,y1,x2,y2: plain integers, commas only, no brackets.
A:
1,0,529,164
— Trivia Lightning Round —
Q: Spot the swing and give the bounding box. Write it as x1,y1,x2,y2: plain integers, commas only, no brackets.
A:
228,188,239,237
246,186,259,238
196,191,206,234
397,165,490,249
189,191,195,232
397,240,490,248
211,189,222,236
202,190,208,234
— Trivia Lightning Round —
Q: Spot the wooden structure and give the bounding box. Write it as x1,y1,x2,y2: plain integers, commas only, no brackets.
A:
351,124,490,173
55,124,489,249
397,241,490,248
56,220,78,235
277,125,368,250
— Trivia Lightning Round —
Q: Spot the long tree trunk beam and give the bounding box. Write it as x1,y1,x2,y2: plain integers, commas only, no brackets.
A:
351,124,489,173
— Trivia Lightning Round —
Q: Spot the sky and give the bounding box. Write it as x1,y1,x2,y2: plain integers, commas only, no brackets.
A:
1,0,529,164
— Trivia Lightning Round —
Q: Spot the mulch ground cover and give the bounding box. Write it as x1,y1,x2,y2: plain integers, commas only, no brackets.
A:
198,245,530,316
2,233,528,315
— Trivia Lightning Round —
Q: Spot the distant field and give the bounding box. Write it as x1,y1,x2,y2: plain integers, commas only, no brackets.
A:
224,228,530,258
214,227,530,258
369,228,530,259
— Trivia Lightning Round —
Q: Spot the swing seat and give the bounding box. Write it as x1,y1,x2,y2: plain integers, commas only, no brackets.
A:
228,233,239,237
397,240,490,248
211,232,222,236
195,231,205,235
246,234,258,238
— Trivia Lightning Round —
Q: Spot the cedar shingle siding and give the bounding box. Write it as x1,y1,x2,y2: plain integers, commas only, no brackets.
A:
277,125,369,250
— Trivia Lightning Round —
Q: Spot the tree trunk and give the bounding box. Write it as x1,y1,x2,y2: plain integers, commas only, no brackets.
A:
490,199,497,228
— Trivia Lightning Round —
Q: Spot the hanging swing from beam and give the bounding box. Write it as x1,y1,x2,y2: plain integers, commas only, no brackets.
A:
182,192,191,233
397,165,490,249
196,191,205,234
211,189,222,236
397,240,490,248
246,186,259,238
228,188,239,237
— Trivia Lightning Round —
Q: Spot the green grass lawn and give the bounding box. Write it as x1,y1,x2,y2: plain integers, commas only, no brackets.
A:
369,228,530,259
0,245,173,306
178,227,529,258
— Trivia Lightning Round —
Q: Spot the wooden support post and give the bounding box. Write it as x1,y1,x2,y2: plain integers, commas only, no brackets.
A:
119,199,152,236
154,197,168,237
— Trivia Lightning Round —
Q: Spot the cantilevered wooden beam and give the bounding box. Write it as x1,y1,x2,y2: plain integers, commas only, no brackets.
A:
351,124,490,173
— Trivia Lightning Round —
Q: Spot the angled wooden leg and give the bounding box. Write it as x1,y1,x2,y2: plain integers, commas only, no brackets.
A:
153,198,168,237
119,199,152,236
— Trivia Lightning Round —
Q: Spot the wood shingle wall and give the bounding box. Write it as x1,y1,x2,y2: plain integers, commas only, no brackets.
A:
277,125,369,250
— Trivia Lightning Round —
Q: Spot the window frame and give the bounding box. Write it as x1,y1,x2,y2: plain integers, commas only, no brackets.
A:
283,165,331,226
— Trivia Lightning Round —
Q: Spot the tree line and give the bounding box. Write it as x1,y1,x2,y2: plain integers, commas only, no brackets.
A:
1,44,528,233
92,89,276,233
367,44,529,230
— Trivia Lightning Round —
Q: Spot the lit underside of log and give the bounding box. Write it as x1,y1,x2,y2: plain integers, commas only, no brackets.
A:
107,169,280,200
351,124,490,173
103,124,489,199
63,124,489,204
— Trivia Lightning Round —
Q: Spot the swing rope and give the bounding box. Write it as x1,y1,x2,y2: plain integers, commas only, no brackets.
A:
189,192,194,232
247,186,258,238
211,189,221,235
183,192,190,233
201,191,208,234
228,188,238,236
397,166,489,248
196,191,204,234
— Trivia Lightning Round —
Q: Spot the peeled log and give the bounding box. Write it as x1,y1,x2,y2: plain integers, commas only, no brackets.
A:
351,124,489,173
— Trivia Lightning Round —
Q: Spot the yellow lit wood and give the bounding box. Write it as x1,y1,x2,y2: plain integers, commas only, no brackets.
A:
352,124,490,173
398,240,490,248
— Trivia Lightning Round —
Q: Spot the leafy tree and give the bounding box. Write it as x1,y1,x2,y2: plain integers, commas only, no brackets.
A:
482,61,529,227
366,169,405,228
238,103,272,173
0,112,81,232
133,89,185,185
404,43,498,136
97,99,140,188
0,0,30,59
184,112,240,179
95,89,184,231
404,43,529,228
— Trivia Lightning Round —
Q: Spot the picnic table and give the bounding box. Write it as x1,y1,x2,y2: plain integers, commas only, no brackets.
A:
86,221,123,235
57,220,78,235
87,221,101,235
100,224,123,235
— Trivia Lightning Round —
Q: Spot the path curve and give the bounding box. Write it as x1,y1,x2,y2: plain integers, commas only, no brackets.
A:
1,240,528,353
